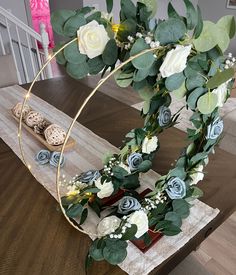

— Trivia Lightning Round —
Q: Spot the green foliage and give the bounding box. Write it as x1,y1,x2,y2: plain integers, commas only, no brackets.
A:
155,220,181,236
53,43,67,65
172,199,190,219
138,160,152,172
51,10,76,36
165,211,182,227
120,0,136,19
112,166,128,180
114,70,134,88
186,75,206,91
187,87,207,109
117,19,137,42
183,0,198,30
106,0,113,13
64,41,86,64
66,204,83,218
139,0,158,18
88,56,105,75
89,240,104,261
172,82,187,99
130,38,155,69
197,92,218,114
154,18,187,44
102,39,118,65
168,2,182,20
206,68,235,89
121,224,138,240
193,6,203,38
165,72,185,91
217,15,236,39
66,62,89,79
63,13,86,37
103,239,128,265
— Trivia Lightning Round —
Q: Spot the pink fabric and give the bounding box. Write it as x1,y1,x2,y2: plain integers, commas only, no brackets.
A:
29,0,54,48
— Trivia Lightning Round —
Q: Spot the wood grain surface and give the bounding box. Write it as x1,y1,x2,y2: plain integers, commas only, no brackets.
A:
0,76,236,275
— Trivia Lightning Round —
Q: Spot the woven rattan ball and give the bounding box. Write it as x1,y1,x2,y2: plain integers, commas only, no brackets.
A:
44,124,66,145
33,120,51,135
12,102,31,120
25,111,44,128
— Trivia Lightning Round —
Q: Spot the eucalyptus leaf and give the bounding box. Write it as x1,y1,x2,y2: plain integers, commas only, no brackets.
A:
183,0,198,30
193,21,219,52
80,208,88,225
63,13,86,37
217,15,236,39
89,240,104,261
217,27,230,53
165,211,182,227
88,56,105,75
186,75,206,91
114,70,133,88
121,224,138,240
102,39,118,66
133,68,150,82
194,6,203,39
167,2,182,20
187,87,207,109
138,160,152,172
172,82,187,99
130,38,155,70
106,0,113,13
192,186,203,198
66,204,83,218
120,0,136,19
51,10,76,36
139,0,158,18
53,43,66,65
64,41,86,64
165,72,185,91
154,18,187,45
143,100,150,114
206,68,235,89
66,62,89,79
197,92,218,114
172,199,190,219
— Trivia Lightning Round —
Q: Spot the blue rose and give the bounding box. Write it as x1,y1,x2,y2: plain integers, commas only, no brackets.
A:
76,170,101,184
35,150,50,165
127,153,143,171
166,177,186,199
49,152,65,168
117,196,141,214
158,106,171,127
206,117,224,140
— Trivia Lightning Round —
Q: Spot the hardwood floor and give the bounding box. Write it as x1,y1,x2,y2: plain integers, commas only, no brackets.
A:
193,212,236,275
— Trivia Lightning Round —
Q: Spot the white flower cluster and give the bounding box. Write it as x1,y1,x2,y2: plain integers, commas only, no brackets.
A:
142,192,167,211
225,53,236,69
103,157,120,177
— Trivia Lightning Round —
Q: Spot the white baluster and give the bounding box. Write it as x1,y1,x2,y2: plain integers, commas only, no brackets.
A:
34,38,44,80
15,25,30,83
0,30,6,55
40,23,53,79
5,18,22,84
26,33,37,78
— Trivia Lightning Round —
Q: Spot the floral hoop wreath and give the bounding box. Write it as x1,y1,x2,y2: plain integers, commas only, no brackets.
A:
17,0,235,268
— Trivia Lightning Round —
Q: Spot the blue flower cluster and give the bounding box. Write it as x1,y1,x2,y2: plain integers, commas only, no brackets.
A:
35,150,65,168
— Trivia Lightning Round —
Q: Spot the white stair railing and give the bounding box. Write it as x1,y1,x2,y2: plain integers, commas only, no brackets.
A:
0,6,53,84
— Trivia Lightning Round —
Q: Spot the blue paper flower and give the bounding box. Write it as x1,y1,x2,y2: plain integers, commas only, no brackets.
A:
76,170,101,184
117,196,141,214
127,153,143,171
206,117,224,140
166,177,186,199
158,106,171,127
35,150,50,165
49,152,65,168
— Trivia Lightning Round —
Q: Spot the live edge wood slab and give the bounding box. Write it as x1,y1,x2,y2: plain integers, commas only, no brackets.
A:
0,76,236,275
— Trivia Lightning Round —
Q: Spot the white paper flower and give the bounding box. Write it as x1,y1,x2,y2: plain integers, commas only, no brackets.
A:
97,216,121,237
160,45,192,78
190,165,204,185
77,20,110,59
142,136,158,154
95,177,114,199
127,210,149,238
212,82,228,107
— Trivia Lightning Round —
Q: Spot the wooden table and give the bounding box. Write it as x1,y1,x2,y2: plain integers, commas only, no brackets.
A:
0,76,236,275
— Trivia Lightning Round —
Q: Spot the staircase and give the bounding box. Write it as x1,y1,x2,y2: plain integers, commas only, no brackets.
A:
0,6,53,84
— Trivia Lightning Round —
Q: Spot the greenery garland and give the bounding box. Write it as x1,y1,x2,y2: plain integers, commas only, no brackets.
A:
51,0,236,268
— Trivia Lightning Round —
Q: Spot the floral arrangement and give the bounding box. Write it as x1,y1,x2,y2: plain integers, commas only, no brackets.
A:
51,0,236,268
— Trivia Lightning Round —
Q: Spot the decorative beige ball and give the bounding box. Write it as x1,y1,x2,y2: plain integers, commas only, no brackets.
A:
33,120,51,135
44,124,66,146
12,102,31,120
25,111,44,128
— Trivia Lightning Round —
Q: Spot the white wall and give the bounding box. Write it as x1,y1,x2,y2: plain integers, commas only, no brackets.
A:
198,0,236,54
0,0,29,24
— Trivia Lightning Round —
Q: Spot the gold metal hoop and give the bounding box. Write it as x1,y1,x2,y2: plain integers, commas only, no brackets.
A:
17,37,159,237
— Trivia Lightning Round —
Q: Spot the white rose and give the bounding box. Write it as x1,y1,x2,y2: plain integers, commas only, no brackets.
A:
97,216,121,237
127,210,149,238
95,177,114,199
77,20,110,59
212,82,228,107
142,136,158,154
190,165,204,185
160,45,192,78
